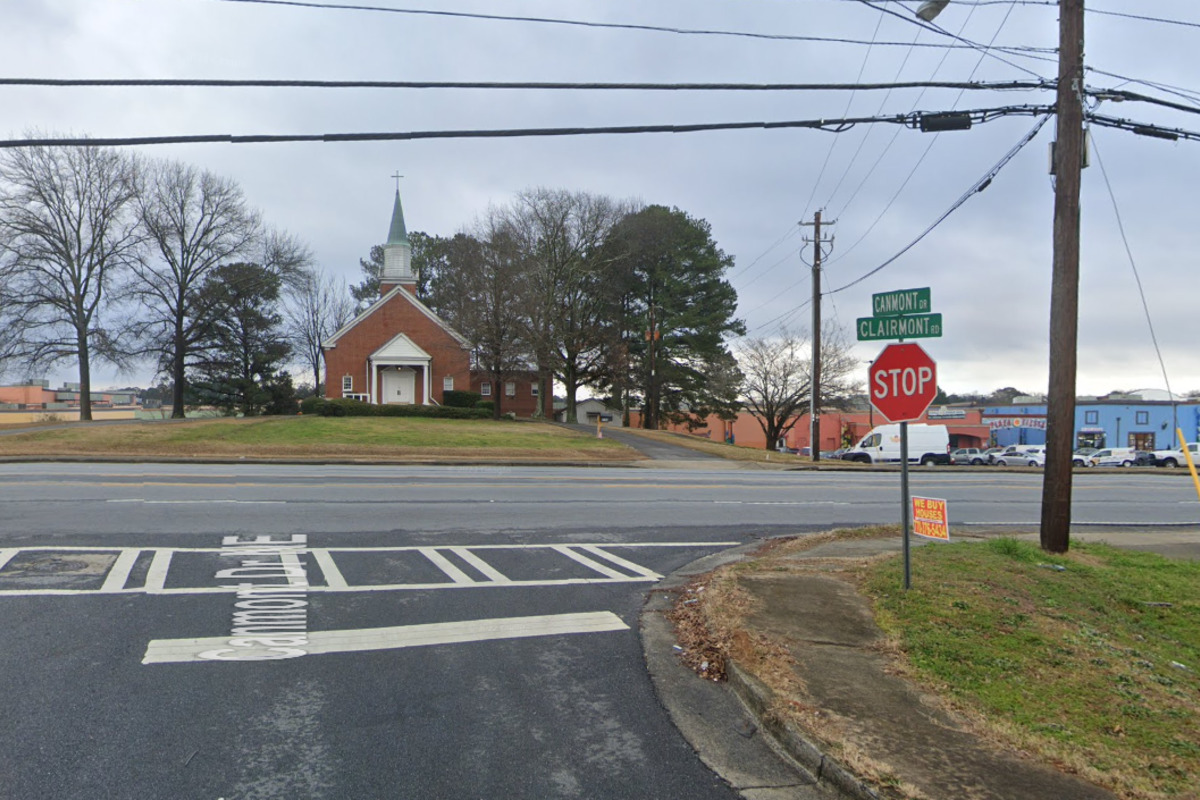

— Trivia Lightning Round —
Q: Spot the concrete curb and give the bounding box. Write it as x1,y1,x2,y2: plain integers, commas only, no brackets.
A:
726,663,880,800
641,541,876,800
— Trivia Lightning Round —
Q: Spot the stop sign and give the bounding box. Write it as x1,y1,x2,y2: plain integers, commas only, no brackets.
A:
869,343,937,422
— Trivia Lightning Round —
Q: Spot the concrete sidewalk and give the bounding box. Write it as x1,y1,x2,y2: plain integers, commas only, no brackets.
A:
644,528,1200,800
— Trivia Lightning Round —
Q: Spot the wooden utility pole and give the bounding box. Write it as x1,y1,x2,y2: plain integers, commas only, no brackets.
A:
1040,0,1086,553
801,211,834,461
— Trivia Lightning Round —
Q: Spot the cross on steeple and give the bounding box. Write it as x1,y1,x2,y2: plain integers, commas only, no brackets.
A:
391,172,404,192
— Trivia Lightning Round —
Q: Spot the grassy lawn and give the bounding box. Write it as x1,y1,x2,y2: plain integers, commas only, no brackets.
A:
0,416,639,460
863,537,1200,799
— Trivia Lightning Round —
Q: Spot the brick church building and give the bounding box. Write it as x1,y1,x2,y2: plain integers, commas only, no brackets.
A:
322,190,551,417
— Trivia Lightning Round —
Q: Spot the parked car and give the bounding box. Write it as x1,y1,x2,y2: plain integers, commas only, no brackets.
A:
988,445,1038,464
1072,447,1098,466
1089,447,1137,467
1132,450,1154,466
995,447,1045,467
1152,442,1200,467
983,447,1008,464
950,447,986,465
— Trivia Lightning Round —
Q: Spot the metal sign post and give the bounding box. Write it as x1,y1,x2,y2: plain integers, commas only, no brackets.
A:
900,422,912,589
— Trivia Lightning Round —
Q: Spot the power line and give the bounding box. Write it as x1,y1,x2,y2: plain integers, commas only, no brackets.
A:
824,27,925,216
804,4,887,220
0,105,1056,150
847,0,1056,77
209,0,1055,52
0,77,1053,92
1088,113,1200,142
826,112,1053,296
829,0,1019,263
1088,8,1200,31
728,225,801,281
1089,132,1176,417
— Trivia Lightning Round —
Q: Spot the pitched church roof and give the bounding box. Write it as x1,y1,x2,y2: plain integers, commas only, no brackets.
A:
386,190,409,246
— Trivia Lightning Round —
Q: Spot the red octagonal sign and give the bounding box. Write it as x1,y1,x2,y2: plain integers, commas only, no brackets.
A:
869,343,938,423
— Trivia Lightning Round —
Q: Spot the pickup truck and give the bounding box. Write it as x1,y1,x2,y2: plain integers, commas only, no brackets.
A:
1151,442,1199,468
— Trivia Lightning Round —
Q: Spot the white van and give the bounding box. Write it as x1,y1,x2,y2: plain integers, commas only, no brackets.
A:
840,424,950,465
1089,447,1137,467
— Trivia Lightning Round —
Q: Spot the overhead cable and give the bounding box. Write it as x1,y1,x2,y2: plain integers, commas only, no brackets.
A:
1089,132,1177,413
0,78,1054,92
847,0,1055,77
826,112,1053,296
210,0,1054,52
1087,114,1200,142
0,105,1056,150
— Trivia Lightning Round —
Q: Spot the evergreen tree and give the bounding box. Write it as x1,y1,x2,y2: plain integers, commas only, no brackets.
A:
188,262,294,416
602,205,745,429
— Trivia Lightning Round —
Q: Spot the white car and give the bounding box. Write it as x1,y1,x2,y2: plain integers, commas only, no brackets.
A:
995,447,1045,467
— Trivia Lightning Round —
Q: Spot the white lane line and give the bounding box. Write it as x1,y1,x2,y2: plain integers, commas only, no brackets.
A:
448,547,511,583
106,499,286,505
552,545,629,580
145,550,172,594
578,545,664,580
713,501,853,506
143,611,629,664
310,549,349,590
100,549,141,593
0,549,16,572
419,548,475,584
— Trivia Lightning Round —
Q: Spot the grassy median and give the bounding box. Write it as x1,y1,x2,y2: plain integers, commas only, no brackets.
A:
0,416,638,461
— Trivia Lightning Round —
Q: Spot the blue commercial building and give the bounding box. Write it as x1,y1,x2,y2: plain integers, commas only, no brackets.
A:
982,401,1200,450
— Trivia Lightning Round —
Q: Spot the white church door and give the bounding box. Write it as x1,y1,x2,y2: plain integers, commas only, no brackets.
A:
382,367,417,404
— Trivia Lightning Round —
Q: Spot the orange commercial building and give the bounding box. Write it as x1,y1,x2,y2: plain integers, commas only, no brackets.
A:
637,406,991,453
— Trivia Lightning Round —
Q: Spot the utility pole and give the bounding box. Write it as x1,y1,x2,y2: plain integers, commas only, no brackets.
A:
801,211,834,461
1040,0,1085,554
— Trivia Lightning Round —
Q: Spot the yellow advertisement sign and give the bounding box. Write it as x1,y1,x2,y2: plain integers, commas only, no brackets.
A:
911,496,949,541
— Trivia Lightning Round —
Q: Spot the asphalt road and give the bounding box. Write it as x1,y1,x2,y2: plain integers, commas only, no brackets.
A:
1,463,1196,799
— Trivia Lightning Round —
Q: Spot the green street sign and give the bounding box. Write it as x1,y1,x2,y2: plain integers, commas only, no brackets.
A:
857,313,943,341
872,287,931,317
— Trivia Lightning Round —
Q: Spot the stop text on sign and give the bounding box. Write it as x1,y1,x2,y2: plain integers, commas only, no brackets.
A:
873,365,934,399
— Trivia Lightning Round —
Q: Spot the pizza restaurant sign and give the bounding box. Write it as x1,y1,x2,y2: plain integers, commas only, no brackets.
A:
987,417,1047,431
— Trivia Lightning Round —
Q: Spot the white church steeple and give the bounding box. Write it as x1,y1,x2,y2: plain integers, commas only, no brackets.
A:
381,185,414,292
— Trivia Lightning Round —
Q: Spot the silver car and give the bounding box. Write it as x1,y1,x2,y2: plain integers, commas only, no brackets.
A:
995,447,1045,467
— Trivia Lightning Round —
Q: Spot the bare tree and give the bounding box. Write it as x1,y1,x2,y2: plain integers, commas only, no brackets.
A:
739,325,860,450
283,269,355,394
130,159,261,416
0,143,141,420
507,188,628,419
439,213,530,420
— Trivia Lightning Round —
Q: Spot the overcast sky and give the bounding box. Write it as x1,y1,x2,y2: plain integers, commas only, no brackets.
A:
4,0,1199,397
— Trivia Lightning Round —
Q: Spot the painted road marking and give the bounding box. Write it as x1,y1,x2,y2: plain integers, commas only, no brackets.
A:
0,542,731,597
449,546,512,583
142,611,630,664
419,547,474,585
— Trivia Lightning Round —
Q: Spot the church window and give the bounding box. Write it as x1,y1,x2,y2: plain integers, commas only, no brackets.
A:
505,382,516,397
443,377,454,391
342,375,353,393
481,382,491,396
